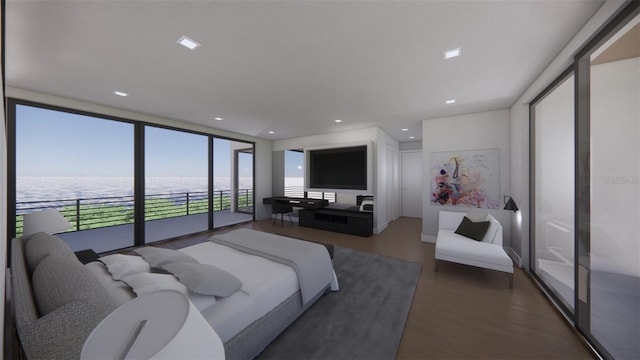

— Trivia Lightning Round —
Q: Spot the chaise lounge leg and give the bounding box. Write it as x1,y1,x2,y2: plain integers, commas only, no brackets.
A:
435,259,439,272
507,273,513,288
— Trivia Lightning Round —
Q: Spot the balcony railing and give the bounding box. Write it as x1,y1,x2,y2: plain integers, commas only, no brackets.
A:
15,189,253,237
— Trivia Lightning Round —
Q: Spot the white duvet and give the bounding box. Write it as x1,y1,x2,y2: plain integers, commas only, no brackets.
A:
89,239,332,344
179,242,299,343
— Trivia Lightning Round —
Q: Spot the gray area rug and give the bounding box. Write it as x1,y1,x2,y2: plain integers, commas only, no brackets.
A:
257,247,422,360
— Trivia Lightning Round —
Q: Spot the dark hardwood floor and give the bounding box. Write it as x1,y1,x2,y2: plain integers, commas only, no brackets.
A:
159,217,595,359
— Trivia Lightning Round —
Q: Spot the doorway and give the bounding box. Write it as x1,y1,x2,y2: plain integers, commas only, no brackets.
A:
401,151,422,218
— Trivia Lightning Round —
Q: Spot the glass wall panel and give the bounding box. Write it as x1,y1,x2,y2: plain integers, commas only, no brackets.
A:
235,148,253,214
213,138,253,228
145,126,208,242
284,149,336,202
583,13,640,359
532,73,576,312
15,104,134,252
284,150,304,197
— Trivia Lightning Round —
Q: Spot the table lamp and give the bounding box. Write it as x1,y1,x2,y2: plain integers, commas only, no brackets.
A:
23,208,72,237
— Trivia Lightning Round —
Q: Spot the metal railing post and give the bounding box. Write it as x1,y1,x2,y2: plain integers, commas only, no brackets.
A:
76,199,81,231
186,192,190,216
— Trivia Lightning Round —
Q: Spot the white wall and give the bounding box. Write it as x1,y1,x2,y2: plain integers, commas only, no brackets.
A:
376,128,401,232
273,126,400,233
421,109,511,251
271,150,285,197
509,0,628,269
6,87,274,220
399,141,422,151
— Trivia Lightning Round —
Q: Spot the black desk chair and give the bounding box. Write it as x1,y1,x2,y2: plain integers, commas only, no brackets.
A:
272,202,294,226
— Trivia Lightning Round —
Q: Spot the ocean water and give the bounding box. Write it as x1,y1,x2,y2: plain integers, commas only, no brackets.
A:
16,176,254,203
16,176,308,206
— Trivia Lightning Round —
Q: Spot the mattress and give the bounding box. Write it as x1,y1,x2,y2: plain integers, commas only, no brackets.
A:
179,242,299,343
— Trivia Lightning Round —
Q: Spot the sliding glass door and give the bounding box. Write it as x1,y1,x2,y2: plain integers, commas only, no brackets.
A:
234,148,254,214
576,8,640,359
13,104,135,252
531,3,639,359
212,138,254,228
9,101,257,253
145,126,209,243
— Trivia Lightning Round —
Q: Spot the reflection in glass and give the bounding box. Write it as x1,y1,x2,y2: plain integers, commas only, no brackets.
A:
533,74,575,311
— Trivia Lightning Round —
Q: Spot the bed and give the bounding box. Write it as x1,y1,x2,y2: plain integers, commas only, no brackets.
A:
10,228,338,359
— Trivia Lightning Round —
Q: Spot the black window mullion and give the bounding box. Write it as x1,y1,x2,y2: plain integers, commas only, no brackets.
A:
209,136,214,230
134,124,145,246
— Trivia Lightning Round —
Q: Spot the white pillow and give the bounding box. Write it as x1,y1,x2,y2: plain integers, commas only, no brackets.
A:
85,261,136,307
122,272,188,296
99,254,151,280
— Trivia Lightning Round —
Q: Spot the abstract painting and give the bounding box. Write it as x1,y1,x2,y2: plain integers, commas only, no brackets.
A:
430,149,499,209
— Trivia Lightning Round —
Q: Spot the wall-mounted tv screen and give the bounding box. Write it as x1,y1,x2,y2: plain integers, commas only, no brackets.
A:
308,145,368,190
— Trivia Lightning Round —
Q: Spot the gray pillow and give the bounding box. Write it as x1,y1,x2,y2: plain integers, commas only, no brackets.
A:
32,255,106,316
134,246,198,268
162,262,243,297
25,232,77,274
454,216,490,241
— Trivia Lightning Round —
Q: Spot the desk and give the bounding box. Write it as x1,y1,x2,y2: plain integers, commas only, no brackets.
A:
299,207,373,236
263,196,329,209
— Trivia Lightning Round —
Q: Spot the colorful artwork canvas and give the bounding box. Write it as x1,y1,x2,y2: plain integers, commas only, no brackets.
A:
430,149,500,209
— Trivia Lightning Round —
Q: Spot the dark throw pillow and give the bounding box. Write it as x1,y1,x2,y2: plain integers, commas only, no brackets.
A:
454,216,490,241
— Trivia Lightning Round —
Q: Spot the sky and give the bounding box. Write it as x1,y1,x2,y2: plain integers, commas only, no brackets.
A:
285,150,304,177
16,105,252,177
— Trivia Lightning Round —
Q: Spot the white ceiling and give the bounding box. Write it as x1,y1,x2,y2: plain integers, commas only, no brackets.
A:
5,0,604,142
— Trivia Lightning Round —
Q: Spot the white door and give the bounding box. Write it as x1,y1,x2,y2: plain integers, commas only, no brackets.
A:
386,144,398,222
401,151,422,218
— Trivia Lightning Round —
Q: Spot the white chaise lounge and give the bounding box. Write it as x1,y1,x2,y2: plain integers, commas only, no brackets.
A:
435,210,514,287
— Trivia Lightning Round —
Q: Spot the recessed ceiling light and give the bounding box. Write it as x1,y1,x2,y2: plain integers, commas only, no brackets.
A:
409,136,415,139
446,99,456,104
113,90,128,97
177,36,201,50
444,47,461,59
214,117,223,121
334,119,343,123
401,128,408,132
268,131,275,134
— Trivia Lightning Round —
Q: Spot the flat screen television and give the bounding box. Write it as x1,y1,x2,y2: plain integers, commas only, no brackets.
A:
306,145,369,191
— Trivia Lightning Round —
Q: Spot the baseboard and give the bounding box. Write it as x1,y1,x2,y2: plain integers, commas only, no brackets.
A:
421,234,436,243
374,222,388,235
508,247,522,268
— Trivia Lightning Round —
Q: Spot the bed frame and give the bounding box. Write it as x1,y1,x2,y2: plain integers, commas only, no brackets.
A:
225,287,328,359
8,233,331,359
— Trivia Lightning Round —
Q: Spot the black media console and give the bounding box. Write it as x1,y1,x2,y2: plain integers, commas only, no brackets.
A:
299,206,373,237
